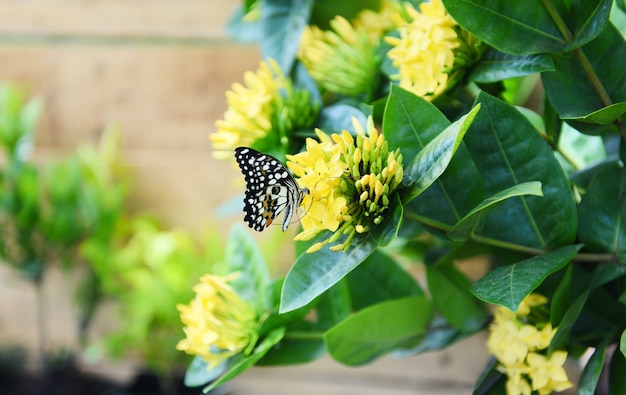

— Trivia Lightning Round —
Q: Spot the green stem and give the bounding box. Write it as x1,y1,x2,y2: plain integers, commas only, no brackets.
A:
404,214,616,263
283,331,325,340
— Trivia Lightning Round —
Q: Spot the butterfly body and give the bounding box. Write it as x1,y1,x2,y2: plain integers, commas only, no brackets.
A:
234,147,309,232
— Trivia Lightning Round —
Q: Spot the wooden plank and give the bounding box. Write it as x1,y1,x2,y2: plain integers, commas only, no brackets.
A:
0,0,239,39
0,44,260,150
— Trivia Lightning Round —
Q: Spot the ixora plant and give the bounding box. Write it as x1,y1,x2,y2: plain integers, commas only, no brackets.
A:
179,1,626,394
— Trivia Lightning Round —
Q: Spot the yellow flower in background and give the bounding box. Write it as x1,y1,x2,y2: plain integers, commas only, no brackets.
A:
487,293,572,395
385,0,459,100
527,351,573,395
297,16,378,97
210,58,318,160
287,117,403,253
176,273,257,369
352,0,403,42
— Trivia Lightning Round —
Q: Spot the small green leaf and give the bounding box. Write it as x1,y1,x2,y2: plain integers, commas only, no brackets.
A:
183,356,230,388
578,340,608,395
260,0,314,74
562,102,626,125
447,181,543,242
257,322,325,366
224,224,271,311
324,296,433,366
578,165,626,263
404,104,481,201
469,49,554,83
280,237,377,313
472,244,582,311
621,329,626,360
549,290,589,353
204,327,286,392
346,249,423,310
610,341,626,394
427,263,489,332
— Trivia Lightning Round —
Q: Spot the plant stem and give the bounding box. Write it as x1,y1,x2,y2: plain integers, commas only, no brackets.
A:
284,331,325,340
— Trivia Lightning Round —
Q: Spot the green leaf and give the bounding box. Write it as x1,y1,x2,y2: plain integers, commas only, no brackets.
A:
542,24,626,135
472,244,582,311
443,0,612,55
562,102,626,125
384,85,483,227
257,322,325,366
392,316,471,357
204,327,286,392
469,49,554,83
310,0,380,30
316,104,368,134
610,344,626,394
315,280,351,330
578,165,626,263
403,105,481,201
226,5,262,42
346,249,423,310
184,356,231,388
621,329,626,359
465,92,577,249
324,296,433,366
550,263,573,326
447,181,544,242
224,224,271,311
427,263,489,332
578,340,608,395
260,0,314,74
280,237,376,313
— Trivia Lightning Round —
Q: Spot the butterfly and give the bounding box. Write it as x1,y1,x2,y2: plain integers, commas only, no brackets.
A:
234,147,309,232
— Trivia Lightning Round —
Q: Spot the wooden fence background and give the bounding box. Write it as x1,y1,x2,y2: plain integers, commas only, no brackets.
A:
0,2,496,394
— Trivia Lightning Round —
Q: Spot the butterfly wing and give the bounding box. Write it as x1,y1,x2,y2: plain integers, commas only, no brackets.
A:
234,147,305,232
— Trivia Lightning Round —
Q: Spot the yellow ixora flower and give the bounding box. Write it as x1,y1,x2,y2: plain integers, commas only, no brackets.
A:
297,15,379,97
287,117,403,253
486,293,572,395
385,0,481,101
176,273,257,369
210,58,318,160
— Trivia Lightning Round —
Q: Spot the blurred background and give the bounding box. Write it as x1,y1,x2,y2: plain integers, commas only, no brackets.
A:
0,1,491,394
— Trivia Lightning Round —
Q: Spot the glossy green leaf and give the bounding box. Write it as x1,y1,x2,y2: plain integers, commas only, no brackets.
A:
621,329,626,360
447,181,543,242
550,264,573,326
204,327,286,392
542,24,626,135
549,290,589,352
224,224,271,311
578,165,626,263
257,321,325,366
562,102,626,125
443,0,612,55
404,105,481,200
469,49,554,83
324,296,433,366
472,244,582,311
184,356,230,388
609,344,626,395
346,249,423,310
578,340,608,395
280,237,377,313
260,0,314,74
384,85,483,226
427,263,489,332
315,280,351,330
465,92,577,249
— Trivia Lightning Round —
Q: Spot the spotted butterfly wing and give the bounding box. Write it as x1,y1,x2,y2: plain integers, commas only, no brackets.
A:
234,147,309,232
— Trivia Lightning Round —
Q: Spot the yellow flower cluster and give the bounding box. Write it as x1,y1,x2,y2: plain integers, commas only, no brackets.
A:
487,294,573,395
210,58,317,160
287,117,403,253
176,273,257,369
297,16,378,97
385,0,460,100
